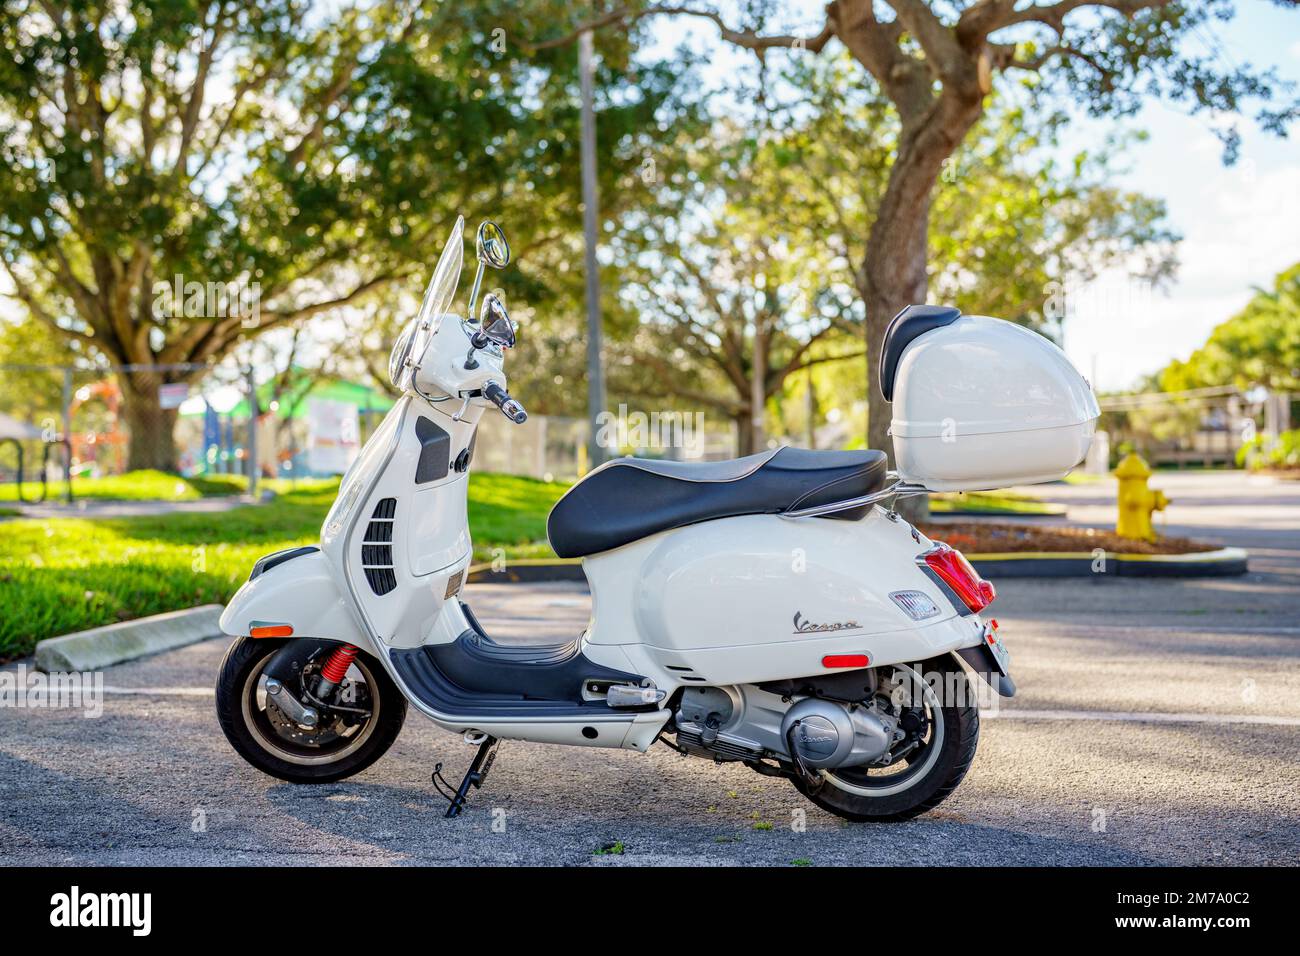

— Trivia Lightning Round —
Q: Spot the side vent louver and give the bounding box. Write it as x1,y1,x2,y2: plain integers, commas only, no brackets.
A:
363,498,397,595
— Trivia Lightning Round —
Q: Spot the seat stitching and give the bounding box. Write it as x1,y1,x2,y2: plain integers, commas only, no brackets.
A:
787,464,878,511
615,446,781,484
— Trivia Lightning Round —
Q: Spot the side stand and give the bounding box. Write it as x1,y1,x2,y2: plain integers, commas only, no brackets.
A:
432,735,500,819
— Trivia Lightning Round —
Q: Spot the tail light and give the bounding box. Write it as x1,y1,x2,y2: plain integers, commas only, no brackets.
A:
922,543,996,613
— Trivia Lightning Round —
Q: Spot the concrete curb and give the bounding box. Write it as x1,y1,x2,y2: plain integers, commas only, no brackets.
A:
34,604,226,673
467,548,1248,584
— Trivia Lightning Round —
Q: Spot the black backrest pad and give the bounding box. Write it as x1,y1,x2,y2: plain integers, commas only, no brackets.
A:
878,304,961,402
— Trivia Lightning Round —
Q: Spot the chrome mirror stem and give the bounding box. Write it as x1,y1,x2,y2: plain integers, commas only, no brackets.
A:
467,261,487,317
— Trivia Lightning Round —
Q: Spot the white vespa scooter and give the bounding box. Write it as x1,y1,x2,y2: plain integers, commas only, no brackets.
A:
215,217,1099,821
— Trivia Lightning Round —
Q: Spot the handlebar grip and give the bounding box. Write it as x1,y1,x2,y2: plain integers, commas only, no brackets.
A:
483,381,527,424
500,397,527,424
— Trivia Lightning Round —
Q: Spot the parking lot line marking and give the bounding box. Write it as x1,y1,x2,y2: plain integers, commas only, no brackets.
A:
987,708,1300,726
1020,623,1300,636
101,685,214,697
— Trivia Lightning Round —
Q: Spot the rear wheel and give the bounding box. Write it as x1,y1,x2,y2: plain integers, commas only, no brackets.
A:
215,637,406,784
790,657,979,822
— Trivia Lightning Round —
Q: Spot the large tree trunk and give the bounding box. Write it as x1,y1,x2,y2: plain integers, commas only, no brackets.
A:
858,96,983,521
121,378,180,472
735,410,757,457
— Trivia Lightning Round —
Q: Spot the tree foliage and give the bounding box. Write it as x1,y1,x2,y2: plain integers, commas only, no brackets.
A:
1161,262,1300,392
0,0,697,467
604,54,1179,453
531,0,1299,458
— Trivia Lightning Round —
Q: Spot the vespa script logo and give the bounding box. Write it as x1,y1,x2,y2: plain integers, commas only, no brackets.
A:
792,612,862,635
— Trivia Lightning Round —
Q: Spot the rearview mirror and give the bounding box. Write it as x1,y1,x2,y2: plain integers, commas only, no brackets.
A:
468,220,510,315
477,221,510,269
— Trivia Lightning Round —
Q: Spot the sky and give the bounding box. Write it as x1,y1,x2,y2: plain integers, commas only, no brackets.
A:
644,2,1300,393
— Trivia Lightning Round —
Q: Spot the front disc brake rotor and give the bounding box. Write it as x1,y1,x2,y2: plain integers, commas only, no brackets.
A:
247,653,377,762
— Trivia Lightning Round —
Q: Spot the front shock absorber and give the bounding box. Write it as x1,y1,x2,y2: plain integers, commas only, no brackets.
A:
315,644,359,699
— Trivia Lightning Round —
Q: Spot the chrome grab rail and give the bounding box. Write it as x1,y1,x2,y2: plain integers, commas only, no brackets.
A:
780,473,930,519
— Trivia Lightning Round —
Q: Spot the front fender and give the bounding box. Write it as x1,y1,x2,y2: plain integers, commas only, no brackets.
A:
220,549,375,654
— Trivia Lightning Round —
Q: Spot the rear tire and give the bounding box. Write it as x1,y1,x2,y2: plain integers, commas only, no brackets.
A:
215,637,406,784
791,656,979,822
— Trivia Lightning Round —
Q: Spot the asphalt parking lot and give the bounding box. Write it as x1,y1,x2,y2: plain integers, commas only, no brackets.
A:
2,472,1297,866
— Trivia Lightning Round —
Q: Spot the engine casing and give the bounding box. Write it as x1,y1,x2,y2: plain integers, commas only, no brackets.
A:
671,684,899,770
780,697,896,769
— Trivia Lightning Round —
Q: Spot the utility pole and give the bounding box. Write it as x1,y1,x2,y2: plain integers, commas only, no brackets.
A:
61,367,73,502
246,367,259,499
750,318,765,455
579,29,607,470
805,365,816,449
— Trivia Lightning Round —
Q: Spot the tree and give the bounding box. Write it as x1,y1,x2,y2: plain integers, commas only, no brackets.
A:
0,0,692,469
1161,262,1300,392
532,0,1298,454
612,212,861,455
608,62,1176,457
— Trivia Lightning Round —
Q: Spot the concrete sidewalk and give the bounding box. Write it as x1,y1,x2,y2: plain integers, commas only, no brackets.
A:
9,495,264,521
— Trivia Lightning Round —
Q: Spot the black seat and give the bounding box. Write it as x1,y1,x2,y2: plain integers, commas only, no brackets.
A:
547,446,889,558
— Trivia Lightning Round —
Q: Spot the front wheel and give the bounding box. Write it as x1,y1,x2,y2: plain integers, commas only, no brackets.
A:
215,637,406,784
790,657,979,822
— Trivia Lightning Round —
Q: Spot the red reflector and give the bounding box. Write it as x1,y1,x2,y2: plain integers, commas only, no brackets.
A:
250,624,293,638
924,544,996,613
822,654,870,669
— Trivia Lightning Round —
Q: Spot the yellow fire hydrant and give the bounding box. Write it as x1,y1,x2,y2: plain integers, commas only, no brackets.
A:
1115,452,1169,541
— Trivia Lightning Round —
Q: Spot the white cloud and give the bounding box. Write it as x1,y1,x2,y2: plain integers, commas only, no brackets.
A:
1064,159,1300,391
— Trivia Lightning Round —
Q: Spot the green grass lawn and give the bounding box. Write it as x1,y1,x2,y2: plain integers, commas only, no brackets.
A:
1062,471,1108,485
0,472,567,659
929,490,1065,516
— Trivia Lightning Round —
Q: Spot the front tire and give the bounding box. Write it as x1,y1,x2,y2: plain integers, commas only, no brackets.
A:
791,656,980,822
215,637,406,784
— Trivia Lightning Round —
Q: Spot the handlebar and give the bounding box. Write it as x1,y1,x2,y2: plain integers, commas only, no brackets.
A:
483,380,527,424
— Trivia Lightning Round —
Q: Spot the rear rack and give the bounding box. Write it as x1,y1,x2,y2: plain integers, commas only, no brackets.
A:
780,472,929,519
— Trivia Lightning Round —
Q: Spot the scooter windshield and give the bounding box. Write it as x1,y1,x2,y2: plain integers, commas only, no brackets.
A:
416,215,464,335
389,215,464,388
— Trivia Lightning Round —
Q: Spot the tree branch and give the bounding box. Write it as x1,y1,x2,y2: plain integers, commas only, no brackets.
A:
176,3,226,176
0,254,97,346
883,0,969,82
1007,43,1113,80
988,0,1173,35
527,4,835,56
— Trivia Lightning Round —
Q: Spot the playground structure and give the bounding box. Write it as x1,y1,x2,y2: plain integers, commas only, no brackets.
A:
176,372,396,480
68,379,128,476
0,361,403,500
